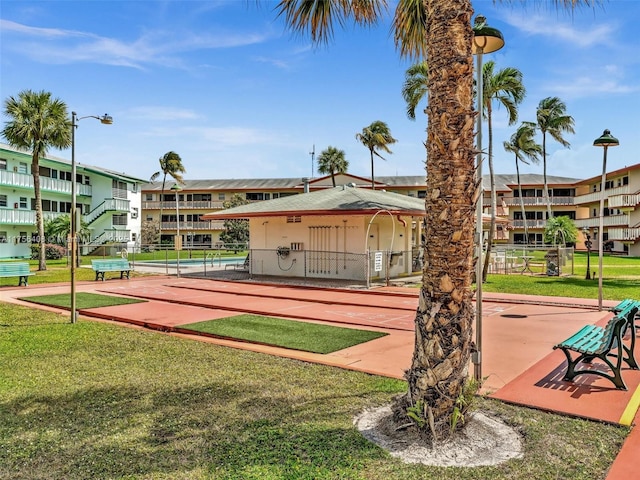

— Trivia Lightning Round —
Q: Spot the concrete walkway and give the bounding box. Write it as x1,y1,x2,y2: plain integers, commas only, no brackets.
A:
1,275,638,478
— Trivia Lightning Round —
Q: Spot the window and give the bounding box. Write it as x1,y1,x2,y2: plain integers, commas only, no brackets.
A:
59,171,72,181
39,166,51,177
146,215,153,221
131,207,139,219
112,214,128,226
286,216,301,223
19,197,27,209
218,193,226,201
0,195,6,207
112,180,128,199
272,193,279,199
131,232,137,242
132,183,138,193
0,231,7,243
18,163,28,174
145,193,153,201
51,169,57,179
0,159,6,170
246,192,264,201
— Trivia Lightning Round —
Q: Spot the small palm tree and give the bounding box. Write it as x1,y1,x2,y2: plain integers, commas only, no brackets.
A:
317,146,348,186
503,122,542,243
150,151,186,243
481,61,525,281
402,61,429,120
544,215,578,246
45,215,90,266
535,96,575,219
2,90,72,271
355,121,396,190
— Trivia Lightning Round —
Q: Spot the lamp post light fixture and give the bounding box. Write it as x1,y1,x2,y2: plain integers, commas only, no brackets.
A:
593,129,619,311
171,183,182,278
70,112,113,324
471,15,504,382
582,227,592,280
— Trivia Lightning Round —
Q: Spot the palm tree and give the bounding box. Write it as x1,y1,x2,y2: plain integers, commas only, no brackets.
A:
402,61,429,120
272,0,590,442
535,96,575,220
45,215,90,266
317,146,348,186
150,151,186,244
2,90,71,271
481,61,525,281
503,122,542,243
355,120,396,189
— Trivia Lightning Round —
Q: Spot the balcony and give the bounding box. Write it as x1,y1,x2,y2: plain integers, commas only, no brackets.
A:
574,215,629,229
607,227,640,242
608,193,640,211
502,196,574,207
143,200,226,210
0,170,92,196
510,219,547,229
160,221,224,231
0,208,62,225
574,185,629,205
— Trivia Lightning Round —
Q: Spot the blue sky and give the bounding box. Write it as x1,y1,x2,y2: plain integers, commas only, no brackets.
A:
1,0,639,183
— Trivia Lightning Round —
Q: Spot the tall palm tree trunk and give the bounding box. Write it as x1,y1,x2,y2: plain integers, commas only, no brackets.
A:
394,0,476,441
542,134,552,221
32,158,47,271
158,174,167,247
370,150,375,189
516,159,528,241
483,105,496,282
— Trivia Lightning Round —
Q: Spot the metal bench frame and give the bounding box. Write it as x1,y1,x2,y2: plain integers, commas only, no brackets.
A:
553,305,638,390
91,259,132,281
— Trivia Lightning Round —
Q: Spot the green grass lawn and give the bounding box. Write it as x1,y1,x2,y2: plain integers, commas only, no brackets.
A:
181,314,387,354
0,302,628,480
18,292,147,309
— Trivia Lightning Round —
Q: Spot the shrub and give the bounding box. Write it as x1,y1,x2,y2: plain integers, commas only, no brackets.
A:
31,243,67,260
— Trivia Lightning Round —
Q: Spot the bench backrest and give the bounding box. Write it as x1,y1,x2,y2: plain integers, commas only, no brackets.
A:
91,259,130,269
0,262,31,275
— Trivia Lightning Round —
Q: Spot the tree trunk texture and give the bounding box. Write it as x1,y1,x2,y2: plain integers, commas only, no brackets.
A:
483,104,496,282
394,0,476,443
32,157,47,271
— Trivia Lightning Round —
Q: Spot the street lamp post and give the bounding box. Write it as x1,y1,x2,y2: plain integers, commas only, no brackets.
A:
593,129,619,311
582,227,592,280
70,112,113,324
171,183,182,278
472,15,504,382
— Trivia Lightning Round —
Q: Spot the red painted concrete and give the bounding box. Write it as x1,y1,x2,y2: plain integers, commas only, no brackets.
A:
1,275,638,475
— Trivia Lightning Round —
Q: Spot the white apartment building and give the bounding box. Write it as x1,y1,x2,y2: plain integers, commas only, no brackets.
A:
0,143,145,259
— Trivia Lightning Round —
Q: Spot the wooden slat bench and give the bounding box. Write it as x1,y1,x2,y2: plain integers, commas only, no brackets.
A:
553,305,639,390
0,262,34,286
91,258,132,281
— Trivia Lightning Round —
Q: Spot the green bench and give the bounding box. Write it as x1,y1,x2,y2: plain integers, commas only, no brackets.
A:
553,304,639,390
0,262,34,287
91,258,132,281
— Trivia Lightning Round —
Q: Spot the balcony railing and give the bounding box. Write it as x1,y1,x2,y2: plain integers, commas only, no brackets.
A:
143,200,226,210
0,170,92,196
501,196,574,207
0,208,62,225
160,221,224,231
574,215,629,229
608,193,640,209
510,219,548,229
574,185,630,205
607,227,640,242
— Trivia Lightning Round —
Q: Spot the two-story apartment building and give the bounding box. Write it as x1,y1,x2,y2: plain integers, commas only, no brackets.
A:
0,143,145,259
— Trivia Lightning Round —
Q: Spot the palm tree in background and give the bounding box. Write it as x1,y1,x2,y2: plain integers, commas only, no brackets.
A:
272,0,592,442
402,61,429,120
2,90,71,271
503,122,542,243
535,96,575,220
355,120,396,190
317,146,348,186
150,151,186,244
481,61,525,280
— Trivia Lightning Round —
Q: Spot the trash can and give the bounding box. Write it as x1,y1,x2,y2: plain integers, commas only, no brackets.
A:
545,250,560,276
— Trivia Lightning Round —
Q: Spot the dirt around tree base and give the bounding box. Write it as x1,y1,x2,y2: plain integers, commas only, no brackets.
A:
354,405,523,467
